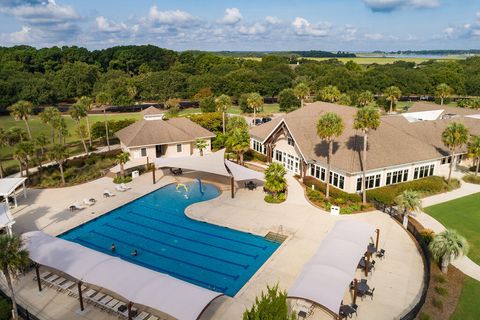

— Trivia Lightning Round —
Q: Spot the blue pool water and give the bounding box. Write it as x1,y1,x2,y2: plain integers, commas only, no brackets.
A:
60,182,279,296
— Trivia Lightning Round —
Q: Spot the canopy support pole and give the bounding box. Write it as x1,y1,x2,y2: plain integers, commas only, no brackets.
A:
128,302,133,320
375,229,380,251
231,176,235,199
365,251,370,277
35,264,42,292
352,279,358,304
13,192,17,208
78,282,84,311
22,181,27,199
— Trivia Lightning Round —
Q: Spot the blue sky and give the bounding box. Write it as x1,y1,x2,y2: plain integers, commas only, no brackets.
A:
0,0,479,51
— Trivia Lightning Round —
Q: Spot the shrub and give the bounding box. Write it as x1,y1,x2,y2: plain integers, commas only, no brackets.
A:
420,229,435,245
432,297,443,310
239,93,253,113
189,112,223,133
200,96,216,113
435,286,449,297
463,174,480,184
113,176,132,184
244,150,267,163
0,298,11,320
278,88,301,112
303,176,361,203
366,176,458,206
265,193,286,204
418,312,432,320
434,274,447,284
243,284,295,320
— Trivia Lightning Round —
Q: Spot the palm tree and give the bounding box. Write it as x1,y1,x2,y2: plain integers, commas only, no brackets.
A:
47,144,69,186
468,135,480,176
39,106,62,144
116,152,130,177
384,86,401,113
5,127,27,146
354,106,381,204
8,100,34,140
264,162,287,199
78,96,94,148
195,139,208,156
35,134,49,174
226,128,250,165
13,141,34,178
96,91,112,151
294,82,310,108
435,83,453,106
395,190,422,229
53,116,69,145
429,229,469,273
442,122,469,184
215,94,232,134
247,92,264,126
316,113,344,199
319,85,341,103
69,103,89,155
0,234,30,320
357,90,374,108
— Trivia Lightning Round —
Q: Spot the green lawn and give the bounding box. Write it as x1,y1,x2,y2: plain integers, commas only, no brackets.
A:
424,193,480,264
451,276,480,320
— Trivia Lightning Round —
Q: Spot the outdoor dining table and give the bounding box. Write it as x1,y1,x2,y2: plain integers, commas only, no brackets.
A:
357,282,370,295
367,243,376,254
358,257,374,271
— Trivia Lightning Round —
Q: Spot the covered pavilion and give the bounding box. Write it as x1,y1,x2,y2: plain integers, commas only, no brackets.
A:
0,177,27,208
154,149,264,198
23,231,224,320
288,220,379,319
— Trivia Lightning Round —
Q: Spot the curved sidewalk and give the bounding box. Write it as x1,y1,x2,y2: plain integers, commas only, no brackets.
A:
414,181,480,282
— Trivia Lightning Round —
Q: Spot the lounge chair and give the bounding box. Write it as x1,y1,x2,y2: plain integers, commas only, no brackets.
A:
134,311,150,320
69,203,85,211
115,185,127,192
83,198,96,206
103,189,115,197
376,249,386,259
120,183,132,190
147,316,159,320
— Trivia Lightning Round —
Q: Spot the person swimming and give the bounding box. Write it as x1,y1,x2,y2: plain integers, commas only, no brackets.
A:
131,249,138,257
111,243,116,252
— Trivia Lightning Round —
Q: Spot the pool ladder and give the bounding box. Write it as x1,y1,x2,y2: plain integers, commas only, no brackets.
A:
265,232,288,244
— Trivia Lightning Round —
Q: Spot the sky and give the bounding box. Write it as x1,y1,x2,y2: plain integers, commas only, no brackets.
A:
0,0,479,51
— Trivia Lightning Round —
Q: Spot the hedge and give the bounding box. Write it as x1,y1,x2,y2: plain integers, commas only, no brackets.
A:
303,176,361,203
0,298,11,320
366,176,459,206
463,174,480,185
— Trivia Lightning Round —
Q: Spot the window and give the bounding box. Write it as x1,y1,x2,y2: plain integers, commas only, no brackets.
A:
275,150,283,162
413,164,435,180
155,145,163,158
140,148,147,157
287,136,295,147
441,156,452,165
386,169,409,185
357,174,381,191
176,144,182,153
252,140,266,154
310,164,344,189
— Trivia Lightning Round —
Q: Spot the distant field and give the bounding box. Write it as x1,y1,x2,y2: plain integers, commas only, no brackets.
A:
243,56,465,65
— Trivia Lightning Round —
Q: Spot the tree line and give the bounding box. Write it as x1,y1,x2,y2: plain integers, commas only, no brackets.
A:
1,45,480,113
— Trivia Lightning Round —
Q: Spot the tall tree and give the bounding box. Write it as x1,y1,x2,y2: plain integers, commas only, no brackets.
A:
243,284,295,320
39,107,62,144
96,91,112,151
226,117,250,165
293,82,310,108
215,94,232,135
0,128,7,178
318,85,341,103
246,92,264,126
429,229,469,273
0,234,30,320
442,122,469,183
468,135,480,176
8,100,34,140
47,144,69,186
395,190,422,229
78,96,94,147
116,152,130,177
357,90,374,108
13,141,34,179
316,112,344,199
435,83,453,106
384,86,401,113
354,106,381,204
264,163,287,199
69,103,89,154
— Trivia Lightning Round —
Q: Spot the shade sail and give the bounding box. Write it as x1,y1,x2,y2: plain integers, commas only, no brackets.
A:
0,203,14,228
288,220,375,316
0,178,26,197
225,160,264,181
23,231,223,320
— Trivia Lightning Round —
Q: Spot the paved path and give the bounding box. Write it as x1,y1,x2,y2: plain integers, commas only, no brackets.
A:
414,180,480,281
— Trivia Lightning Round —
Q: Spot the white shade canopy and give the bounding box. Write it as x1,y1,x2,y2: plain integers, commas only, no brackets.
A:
0,178,26,197
155,149,264,181
288,220,376,316
23,231,223,320
0,203,14,228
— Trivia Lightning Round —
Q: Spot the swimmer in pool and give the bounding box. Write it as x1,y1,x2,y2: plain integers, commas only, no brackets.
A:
111,243,116,252
131,249,138,257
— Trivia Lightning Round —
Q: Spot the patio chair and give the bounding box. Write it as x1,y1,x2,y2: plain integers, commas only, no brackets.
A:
365,288,375,300
69,203,85,211
376,249,386,259
115,185,127,192
103,189,115,197
83,198,96,206
120,183,131,190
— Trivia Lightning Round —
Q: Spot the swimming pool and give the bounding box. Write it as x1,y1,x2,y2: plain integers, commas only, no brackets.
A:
60,181,279,296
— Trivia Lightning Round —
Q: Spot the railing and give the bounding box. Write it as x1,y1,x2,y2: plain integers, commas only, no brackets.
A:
372,201,431,320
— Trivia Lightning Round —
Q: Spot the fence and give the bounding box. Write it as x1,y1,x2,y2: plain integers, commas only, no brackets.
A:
372,201,431,320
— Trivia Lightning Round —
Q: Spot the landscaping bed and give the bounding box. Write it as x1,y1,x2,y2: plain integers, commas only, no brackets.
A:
462,174,480,184
366,176,460,206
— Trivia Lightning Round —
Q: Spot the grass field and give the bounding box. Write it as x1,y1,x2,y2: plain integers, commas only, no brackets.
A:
244,56,465,65
424,193,480,264
451,276,480,320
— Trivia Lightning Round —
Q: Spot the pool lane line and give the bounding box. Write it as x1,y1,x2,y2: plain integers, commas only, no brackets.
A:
72,237,229,294
88,230,241,280
104,222,251,268
116,216,260,259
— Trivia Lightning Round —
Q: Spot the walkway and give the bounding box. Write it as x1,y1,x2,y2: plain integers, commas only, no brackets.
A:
414,180,480,281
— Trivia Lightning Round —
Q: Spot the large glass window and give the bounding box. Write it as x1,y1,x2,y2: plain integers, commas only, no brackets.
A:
357,174,381,191
413,164,435,180
310,164,344,189
252,140,266,154
386,169,409,185
176,144,182,153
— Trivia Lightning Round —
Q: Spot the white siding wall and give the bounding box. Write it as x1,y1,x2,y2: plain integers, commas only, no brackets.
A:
125,139,212,160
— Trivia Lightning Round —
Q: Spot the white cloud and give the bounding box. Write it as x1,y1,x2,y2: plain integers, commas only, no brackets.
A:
342,24,358,41
0,0,79,24
364,32,384,40
148,6,195,25
237,23,266,35
292,17,330,37
363,0,439,12
8,25,32,42
265,16,280,25
96,16,127,33
222,8,242,25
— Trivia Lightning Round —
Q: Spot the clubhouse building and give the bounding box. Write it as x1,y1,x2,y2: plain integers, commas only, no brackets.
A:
250,102,480,194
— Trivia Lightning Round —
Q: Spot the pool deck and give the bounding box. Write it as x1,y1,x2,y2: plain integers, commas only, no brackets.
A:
2,171,425,320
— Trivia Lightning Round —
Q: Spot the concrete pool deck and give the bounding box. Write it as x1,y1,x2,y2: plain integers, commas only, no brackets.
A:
2,171,424,320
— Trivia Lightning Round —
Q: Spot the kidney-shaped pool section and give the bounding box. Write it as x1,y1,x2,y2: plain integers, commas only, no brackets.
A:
60,181,279,296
